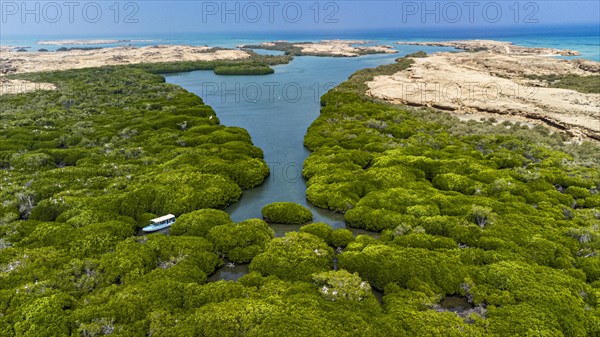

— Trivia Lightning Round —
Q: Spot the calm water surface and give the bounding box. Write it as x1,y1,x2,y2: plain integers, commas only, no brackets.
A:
165,46,451,232
166,46,452,232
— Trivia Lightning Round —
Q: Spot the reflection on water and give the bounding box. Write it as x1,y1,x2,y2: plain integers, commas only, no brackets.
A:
268,223,303,237
207,260,250,282
135,227,170,236
440,296,474,313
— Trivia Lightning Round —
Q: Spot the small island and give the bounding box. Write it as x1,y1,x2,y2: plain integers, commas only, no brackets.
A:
37,39,157,45
396,40,581,56
241,40,398,57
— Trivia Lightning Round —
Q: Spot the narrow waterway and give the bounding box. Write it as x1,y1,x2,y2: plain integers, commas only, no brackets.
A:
165,46,450,234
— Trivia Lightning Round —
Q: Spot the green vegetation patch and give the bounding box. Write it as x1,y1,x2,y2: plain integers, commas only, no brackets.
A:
261,202,313,224
528,74,600,94
312,270,372,301
300,53,600,335
129,53,291,75
170,209,232,237
250,231,333,281
214,64,274,75
300,222,355,248
0,66,270,226
207,218,275,263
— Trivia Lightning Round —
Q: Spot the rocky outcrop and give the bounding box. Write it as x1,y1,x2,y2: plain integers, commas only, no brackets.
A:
397,40,580,56
367,47,600,141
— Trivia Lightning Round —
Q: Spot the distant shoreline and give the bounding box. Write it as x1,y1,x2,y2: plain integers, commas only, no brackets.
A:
396,40,580,56
0,40,397,76
37,39,158,45
2,38,599,142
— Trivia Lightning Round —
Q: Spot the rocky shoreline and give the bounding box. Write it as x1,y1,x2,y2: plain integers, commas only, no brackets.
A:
0,44,254,95
37,39,157,45
0,44,250,75
241,40,397,57
397,40,581,56
368,41,600,141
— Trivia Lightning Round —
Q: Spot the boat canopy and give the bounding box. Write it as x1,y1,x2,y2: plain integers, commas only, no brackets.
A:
150,214,175,223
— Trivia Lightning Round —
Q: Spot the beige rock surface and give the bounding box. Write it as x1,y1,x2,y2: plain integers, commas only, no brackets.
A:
397,40,580,56
0,44,250,75
0,44,252,95
246,40,397,57
37,39,156,45
367,47,600,140
295,40,397,57
0,78,56,95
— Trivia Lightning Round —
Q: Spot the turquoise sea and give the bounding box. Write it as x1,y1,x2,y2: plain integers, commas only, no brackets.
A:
2,24,599,60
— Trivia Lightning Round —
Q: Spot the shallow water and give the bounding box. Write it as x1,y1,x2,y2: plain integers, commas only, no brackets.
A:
251,48,286,56
440,296,474,313
207,261,249,282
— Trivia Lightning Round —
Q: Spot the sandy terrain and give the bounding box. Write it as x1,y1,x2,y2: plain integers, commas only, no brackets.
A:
0,78,56,95
367,44,600,140
0,44,251,95
38,39,156,45
243,40,397,57
0,46,14,53
296,40,397,57
0,44,250,75
397,40,580,56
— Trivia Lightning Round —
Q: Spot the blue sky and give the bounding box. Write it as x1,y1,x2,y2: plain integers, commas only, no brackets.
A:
1,1,599,37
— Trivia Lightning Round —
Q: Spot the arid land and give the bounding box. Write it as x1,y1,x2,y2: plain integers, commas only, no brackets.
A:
241,40,398,57
368,40,600,141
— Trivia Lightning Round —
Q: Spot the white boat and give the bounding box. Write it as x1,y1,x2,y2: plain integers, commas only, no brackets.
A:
143,214,176,232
